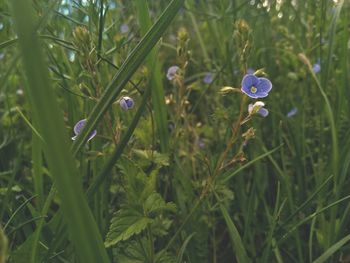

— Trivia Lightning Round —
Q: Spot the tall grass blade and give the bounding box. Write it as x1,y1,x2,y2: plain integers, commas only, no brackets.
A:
216,193,250,263
10,1,110,262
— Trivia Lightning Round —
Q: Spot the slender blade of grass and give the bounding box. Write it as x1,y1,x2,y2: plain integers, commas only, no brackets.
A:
10,1,110,263
312,234,350,263
217,198,250,263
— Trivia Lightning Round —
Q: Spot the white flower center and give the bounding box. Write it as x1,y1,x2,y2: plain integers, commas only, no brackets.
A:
250,86,257,93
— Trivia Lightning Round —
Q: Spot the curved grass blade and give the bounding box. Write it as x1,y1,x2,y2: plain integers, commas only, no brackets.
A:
175,233,195,263
312,234,350,263
71,0,184,156
10,1,110,263
278,194,350,244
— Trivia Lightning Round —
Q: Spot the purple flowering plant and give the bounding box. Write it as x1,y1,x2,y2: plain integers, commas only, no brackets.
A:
166,65,180,81
312,59,321,74
119,96,134,110
203,73,213,84
248,101,269,117
71,119,97,142
241,74,272,99
287,107,298,118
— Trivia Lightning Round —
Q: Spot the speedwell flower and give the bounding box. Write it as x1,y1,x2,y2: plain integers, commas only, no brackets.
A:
312,59,321,74
119,96,134,110
241,74,272,99
71,119,97,141
203,73,213,84
248,101,269,117
287,107,298,118
120,24,129,34
166,65,180,81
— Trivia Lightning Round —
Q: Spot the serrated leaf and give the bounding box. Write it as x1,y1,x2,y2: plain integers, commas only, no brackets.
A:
144,192,177,214
133,149,169,166
105,208,153,247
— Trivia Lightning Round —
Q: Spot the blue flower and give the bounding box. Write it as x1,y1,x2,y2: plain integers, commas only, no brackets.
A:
203,73,213,84
312,60,321,74
166,66,179,81
120,24,129,34
198,138,205,149
119,96,134,110
248,101,269,117
287,107,298,118
71,119,97,141
241,74,272,99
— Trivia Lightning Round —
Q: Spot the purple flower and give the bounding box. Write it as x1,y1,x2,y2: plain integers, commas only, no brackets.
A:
287,107,298,118
203,73,213,84
248,101,269,117
247,68,255,74
312,60,321,74
119,96,134,110
198,138,205,149
241,74,272,99
120,24,129,34
71,119,97,141
166,66,179,81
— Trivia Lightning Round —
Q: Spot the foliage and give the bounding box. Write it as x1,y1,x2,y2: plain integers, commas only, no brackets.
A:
1,0,350,262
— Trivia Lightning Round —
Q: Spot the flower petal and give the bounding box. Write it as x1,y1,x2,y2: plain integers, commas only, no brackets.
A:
257,78,272,93
74,119,87,135
248,103,253,114
258,108,269,117
241,87,260,98
87,130,97,141
242,74,259,90
254,91,269,98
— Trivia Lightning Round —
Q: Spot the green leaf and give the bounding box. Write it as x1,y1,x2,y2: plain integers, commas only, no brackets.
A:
144,192,177,214
105,208,153,247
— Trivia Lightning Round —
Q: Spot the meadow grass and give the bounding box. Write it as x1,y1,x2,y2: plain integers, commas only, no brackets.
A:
0,0,349,262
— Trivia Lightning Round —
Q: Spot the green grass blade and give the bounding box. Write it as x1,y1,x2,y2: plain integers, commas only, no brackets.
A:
176,233,195,263
312,234,350,263
71,0,184,156
135,0,169,153
216,193,250,263
278,194,350,243
221,144,283,183
10,1,110,263
279,174,334,228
